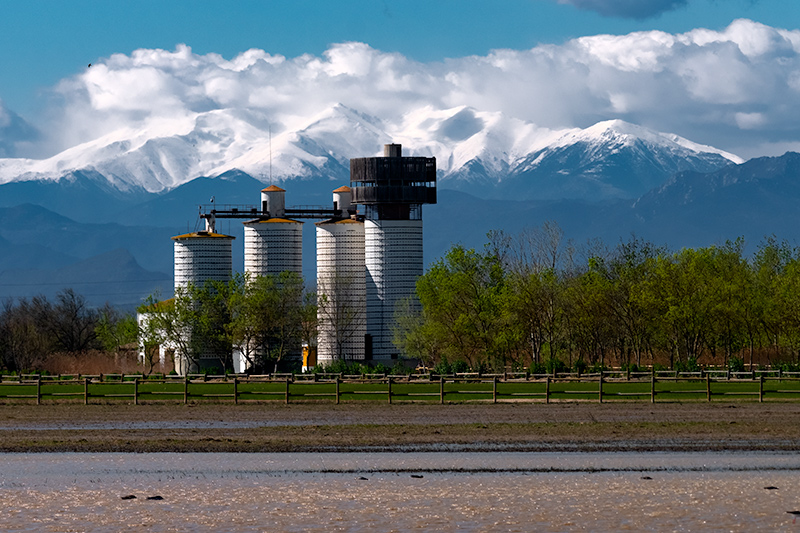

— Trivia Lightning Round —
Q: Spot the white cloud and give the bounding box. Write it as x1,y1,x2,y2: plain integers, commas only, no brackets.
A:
12,19,800,160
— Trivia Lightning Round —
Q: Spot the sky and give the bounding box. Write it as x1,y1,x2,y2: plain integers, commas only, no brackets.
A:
1,0,799,161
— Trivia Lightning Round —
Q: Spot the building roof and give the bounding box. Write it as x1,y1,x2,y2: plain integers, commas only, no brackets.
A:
171,231,235,241
316,217,364,226
261,185,285,192
243,217,302,224
332,185,351,193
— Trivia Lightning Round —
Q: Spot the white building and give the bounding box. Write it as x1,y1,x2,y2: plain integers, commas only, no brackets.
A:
351,144,436,361
316,186,366,363
244,186,303,277
138,227,234,375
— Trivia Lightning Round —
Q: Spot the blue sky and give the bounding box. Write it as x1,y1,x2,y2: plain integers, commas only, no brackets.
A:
1,0,799,161
0,0,791,114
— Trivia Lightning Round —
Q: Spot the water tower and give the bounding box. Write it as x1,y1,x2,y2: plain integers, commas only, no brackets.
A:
350,144,436,361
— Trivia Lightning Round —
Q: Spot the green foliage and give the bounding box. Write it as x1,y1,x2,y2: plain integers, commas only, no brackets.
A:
392,226,800,373
728,357,746,372
400,245,510,369
528,361,547,374
225,272,314,373
95,305,138,354
573,358,588,375
675,357,700,373
544,356,568,374
621,362,640,373
311,360,411,376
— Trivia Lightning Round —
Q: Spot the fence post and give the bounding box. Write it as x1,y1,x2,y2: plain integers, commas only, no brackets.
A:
650,372,656,404
184,376,189,404
759,375,764,403
233,377,238,405
545,376,550,404
492,376,498,404
36,376,41,405
335,377,340,405
388,377,393,405
133,378,138,405
285,377,290,405
598,371,603,403
440,376,444,404
706,374,711,402
84,378,89,405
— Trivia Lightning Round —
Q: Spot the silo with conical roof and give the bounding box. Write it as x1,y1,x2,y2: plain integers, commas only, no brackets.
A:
244,185,303,277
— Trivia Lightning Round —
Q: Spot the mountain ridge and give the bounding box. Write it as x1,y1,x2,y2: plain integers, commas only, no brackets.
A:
0,104,741,202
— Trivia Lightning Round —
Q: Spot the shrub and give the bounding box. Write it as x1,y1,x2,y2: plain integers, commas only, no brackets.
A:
588,361,607,374
433,360,452,375
728,357,745,373
450,360,470,374
675,357,700,373
528,361,547,374
621,362,639,373
545,356,568,374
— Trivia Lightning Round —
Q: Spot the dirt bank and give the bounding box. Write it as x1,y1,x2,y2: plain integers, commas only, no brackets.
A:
1,402,798,453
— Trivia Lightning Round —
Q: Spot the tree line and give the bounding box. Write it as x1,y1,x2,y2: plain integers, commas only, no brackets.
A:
7,224,800,376
139,271,317,374
393,224,800,374
0,289,137,372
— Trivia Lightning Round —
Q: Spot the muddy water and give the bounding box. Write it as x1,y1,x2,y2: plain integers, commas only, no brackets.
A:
1,452,799,531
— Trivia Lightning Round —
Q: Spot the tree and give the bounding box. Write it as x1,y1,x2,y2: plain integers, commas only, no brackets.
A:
139,292,199,374
41,289,100,353
597,237,663,367
317,269,365,362
226,272,314,373
0,297,54,371
96,304,139,356
401,245,512,370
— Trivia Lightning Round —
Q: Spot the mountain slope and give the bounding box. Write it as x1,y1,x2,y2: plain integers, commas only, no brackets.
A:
0,248,169,309
626,151,800,247
0,105,741,203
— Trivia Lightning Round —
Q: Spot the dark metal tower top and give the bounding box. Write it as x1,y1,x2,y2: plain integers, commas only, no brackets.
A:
350,144,436,219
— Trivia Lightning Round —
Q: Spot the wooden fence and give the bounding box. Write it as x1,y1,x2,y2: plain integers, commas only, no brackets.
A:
2,370,800,405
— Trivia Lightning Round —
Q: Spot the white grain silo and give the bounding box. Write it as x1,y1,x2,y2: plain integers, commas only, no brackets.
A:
316,186,366,363
243,186,303,277
167,229,234,375
350,144,436,361
172,230,235,292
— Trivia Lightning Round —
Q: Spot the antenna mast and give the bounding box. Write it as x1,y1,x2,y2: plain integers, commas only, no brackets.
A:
269,125,272,183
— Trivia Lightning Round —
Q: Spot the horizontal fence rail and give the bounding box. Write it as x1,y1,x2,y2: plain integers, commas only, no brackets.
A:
1,371,800,405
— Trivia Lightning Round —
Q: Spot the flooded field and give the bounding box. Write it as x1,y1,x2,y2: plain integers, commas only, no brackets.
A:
1,452,800,531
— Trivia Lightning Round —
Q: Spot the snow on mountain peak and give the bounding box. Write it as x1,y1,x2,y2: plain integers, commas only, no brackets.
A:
558,119,744,163
0,104,743,201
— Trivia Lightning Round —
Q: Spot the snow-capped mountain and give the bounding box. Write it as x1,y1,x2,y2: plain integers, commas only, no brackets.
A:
492,119,742,200
0,104,742,201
